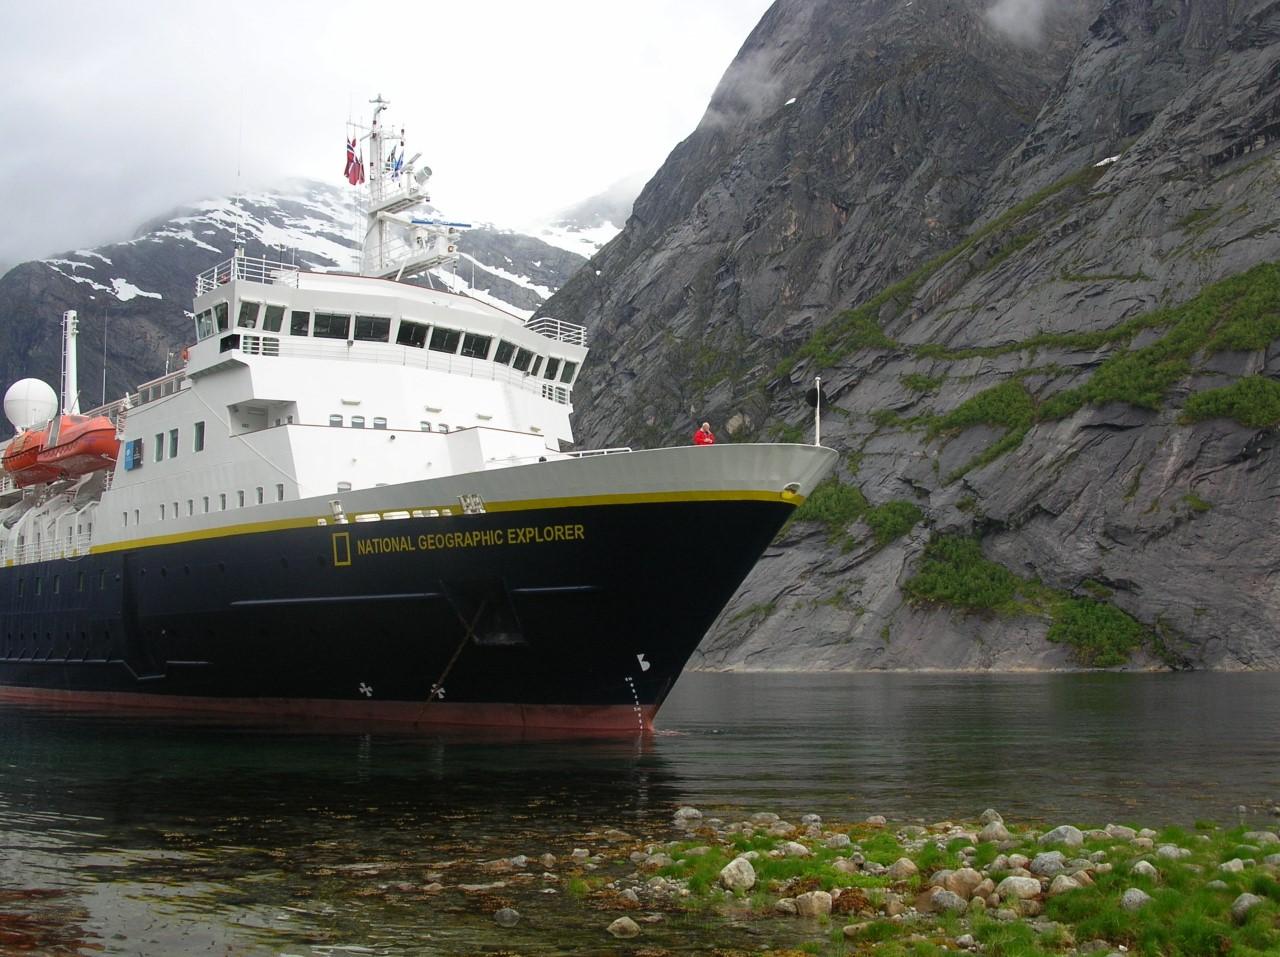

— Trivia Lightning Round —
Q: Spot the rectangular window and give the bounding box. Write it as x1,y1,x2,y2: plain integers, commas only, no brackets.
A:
194,421,205,452
290,310,311,336
312,313,350,339
35,578,41,596
77,572,84,593
256,486,264,504
214,302,229,332
461,332,493,359
187,500,194,516
203,496,210,513
99,569,106,590
429,327,461,353
154,433,164,462
276,483,285,502
124,438,144,470
122,512,128,527
196,309,215,339
237,491,245,508
133,509,139,526
262,304,285,332
219,494,227,511
396,320,428,348
420,421,432,431
350,416,365,428
438,423,450,433
168,428,179,459
237,300,260,328
329,414,343,427
543,357,561,380
560,360,578,384
354,315,390,342
53,576,59,595
530,356,544,377
512,347,533,372
372,417,387,429
493,340,516,365
173,502,178,519
160,504,166,520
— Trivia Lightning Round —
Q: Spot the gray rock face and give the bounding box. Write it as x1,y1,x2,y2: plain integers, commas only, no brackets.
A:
533,0,1280,672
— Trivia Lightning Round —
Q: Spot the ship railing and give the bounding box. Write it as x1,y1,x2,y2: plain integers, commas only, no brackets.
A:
232,334,575,406
565,447,632,458
8,532,93,567
196,256,300,296
82,369,188,423
524,317,586,346
0,473,15,497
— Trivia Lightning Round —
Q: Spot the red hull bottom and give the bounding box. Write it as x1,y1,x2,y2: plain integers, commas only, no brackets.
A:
0,686,656,734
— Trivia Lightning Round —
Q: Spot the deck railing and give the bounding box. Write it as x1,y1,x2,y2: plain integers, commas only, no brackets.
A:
196,256,300,296
525,316,586,346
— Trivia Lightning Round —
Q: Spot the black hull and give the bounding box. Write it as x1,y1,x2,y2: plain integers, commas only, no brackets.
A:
0,499,791,730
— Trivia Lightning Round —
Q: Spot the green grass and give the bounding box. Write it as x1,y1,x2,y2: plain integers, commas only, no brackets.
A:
864,501,924,546
1046,598,1146,667
789,479,923,548
1182,375,1280,427
901,372,945,392
905,535,1154,666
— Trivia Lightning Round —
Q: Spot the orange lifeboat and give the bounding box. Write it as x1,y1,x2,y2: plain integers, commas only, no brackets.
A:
1,425,61,487
36,415,119,480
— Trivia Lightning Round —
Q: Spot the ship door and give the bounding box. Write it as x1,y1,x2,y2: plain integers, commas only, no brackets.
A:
441,579,526,647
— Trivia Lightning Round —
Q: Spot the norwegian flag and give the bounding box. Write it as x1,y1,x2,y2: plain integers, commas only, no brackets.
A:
348,151,365,186
343,137,356,180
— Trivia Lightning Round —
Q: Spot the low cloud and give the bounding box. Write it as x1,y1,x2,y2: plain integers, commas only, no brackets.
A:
985,0,1051,45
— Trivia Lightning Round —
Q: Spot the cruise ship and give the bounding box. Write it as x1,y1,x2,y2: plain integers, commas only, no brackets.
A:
0,98,836,731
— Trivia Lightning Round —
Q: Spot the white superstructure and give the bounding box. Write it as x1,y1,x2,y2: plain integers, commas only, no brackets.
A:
0,97,591,564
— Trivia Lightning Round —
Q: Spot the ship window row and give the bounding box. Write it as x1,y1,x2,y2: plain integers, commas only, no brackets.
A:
328,415,390,429
197,301,579,385
122,484,287,526
130,421,206,470
13,570,109,598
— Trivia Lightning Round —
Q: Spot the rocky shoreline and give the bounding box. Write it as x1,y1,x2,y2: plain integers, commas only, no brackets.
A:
466,807,1280,954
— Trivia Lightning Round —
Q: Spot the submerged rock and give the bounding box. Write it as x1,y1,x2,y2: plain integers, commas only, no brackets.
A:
493,907,520,927
607,916,640,938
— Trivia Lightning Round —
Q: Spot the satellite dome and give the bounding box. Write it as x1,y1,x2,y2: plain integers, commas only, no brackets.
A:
4,378,58,431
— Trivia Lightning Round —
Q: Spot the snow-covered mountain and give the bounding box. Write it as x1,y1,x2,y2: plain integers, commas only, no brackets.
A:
530,172,647,256
0,180,587,408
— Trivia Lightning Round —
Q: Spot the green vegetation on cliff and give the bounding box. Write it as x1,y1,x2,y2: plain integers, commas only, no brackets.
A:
790,479,922,550
1182,375,1280,428
904,535,1152,667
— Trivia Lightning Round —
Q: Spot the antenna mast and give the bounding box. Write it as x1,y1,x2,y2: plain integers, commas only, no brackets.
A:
61,310,80,415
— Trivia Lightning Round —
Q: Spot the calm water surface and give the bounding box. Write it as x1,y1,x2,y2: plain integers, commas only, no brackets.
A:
1,672,1277,954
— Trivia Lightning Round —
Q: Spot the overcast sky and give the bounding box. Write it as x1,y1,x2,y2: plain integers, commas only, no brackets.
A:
0,0,773,266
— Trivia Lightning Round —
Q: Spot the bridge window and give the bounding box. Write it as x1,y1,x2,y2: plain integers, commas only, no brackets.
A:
290,310,311,336
560,360,578,384
313,313,350,339
237,301,261,328
512,348,534,372
196,309,215,339
493,340,516,365
461,333,493,359
262,305,285,332
543,357,561,380
530,356,544,377
214,302,229,332
354,315,390,342
429,327,461,354
396,320,428,348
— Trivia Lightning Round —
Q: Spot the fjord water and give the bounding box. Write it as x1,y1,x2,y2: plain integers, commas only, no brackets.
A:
1,672,1277,954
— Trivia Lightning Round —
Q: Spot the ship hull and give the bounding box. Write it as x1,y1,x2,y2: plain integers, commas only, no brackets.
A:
0,496,793,731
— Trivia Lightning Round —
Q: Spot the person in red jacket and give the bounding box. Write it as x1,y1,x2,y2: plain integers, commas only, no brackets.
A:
693,422,715,446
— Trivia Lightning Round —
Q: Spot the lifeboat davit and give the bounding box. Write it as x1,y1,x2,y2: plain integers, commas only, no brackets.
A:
1,425,61,487
35,415,119,480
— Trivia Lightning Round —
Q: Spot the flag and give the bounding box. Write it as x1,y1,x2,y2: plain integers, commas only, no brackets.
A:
344,137,355,179
347,151,365,186
393,145,404,178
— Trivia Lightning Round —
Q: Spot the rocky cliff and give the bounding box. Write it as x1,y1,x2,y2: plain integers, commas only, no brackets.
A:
540,0,1280,671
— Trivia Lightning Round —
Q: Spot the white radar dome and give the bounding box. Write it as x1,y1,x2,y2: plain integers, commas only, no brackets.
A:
4,378,58,431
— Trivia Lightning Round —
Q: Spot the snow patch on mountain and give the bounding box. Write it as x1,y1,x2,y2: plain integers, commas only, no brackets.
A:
110,278,161,302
